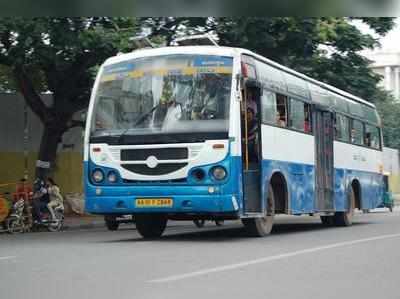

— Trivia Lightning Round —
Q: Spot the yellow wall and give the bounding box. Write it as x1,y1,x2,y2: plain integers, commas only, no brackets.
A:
389,174,400,194
0,151,83,194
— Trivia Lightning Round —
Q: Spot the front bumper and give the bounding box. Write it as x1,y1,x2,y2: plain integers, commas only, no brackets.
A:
85,193,239,214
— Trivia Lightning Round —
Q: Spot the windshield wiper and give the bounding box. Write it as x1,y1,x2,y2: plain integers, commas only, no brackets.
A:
117,104,160,144
133,104,160,127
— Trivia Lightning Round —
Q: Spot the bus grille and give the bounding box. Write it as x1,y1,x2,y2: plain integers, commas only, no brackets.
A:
121,163,188,175
121,148,188,161
123,178,187,184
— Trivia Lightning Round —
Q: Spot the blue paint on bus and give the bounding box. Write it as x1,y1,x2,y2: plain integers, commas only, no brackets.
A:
85,151,383,216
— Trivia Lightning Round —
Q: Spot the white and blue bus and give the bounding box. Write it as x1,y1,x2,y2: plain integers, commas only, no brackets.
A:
84,46,384,238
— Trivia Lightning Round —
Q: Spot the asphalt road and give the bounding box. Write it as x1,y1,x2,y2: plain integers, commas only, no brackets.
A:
1,208,400,299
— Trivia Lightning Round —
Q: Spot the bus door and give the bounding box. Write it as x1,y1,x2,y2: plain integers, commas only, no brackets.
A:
313,106,335,212
242,81,263,213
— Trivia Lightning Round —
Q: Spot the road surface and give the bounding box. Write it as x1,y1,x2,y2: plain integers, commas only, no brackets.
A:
1,208,399,299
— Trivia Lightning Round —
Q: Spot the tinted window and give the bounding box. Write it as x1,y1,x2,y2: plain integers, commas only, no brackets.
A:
261,90,277,124
365,124,381,149
288,100,312,133
276,94,288,127
335,114,350,142
351,119,364,145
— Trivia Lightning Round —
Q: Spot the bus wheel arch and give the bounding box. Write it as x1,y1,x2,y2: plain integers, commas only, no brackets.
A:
269,171,289,214
351,179,362,210
333,180,359,227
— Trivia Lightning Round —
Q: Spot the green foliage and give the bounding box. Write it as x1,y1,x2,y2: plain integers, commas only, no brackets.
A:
143,17,399,147
376,95,400,150
0,17,139,175
0,17,138,95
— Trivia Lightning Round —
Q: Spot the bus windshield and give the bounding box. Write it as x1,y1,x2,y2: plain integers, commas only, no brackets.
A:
91,54,233,139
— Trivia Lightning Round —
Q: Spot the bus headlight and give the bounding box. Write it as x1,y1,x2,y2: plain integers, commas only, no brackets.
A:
211,166,227,181
192,169,206,181
107,171,118,183
92,169,104,183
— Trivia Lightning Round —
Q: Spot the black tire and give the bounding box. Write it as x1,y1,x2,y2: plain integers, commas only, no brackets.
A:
320,215,334,226
193,219,205,228
242,185,275,237
105,220,119,231
135,214,167,239
215,220,224,227
47,211,64,232
6,217,23,234
334,187,355,226
105,216,120,231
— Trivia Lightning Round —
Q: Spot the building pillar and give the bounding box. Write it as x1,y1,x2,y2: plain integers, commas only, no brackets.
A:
394,67,400,100
385,66,392,91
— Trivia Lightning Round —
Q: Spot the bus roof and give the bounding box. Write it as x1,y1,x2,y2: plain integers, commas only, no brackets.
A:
104,45,375,109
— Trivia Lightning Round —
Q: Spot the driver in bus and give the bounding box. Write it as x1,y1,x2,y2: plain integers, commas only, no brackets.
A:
191,74,223,120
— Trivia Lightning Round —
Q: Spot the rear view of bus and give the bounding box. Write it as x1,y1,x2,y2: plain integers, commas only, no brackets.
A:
84,48,241,238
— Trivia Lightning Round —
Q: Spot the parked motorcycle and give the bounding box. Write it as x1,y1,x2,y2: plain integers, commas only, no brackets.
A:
4,198,30,234
32,204,65,232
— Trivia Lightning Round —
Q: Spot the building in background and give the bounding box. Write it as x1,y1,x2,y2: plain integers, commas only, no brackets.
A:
0,92,84,194
364,50,400,100
383,147,400,197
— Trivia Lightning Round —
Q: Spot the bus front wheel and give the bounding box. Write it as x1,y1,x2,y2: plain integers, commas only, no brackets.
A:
243,186,275,237
135,214,167,239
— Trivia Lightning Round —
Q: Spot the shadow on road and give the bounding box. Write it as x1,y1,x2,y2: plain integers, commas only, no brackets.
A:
97,220,373,244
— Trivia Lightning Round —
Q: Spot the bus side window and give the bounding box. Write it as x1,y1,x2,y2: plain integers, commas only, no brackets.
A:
351,119,364,145
261,90,277,124
288,98,312,133
276,94,288,127
335,114,350,142
365,124,381,149
304,103,312,133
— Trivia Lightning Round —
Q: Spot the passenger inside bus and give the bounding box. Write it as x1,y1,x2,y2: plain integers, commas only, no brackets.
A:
304,107,311,133
364,132,371,147
242,87,260,166
245,107,258,163
276,94,287,127
246,89,258,116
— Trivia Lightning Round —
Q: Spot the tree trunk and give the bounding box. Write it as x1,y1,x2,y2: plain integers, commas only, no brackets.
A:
35,126,65,179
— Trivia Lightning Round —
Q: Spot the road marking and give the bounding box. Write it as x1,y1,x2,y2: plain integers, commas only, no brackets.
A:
0,256,16,261
149,232,400,283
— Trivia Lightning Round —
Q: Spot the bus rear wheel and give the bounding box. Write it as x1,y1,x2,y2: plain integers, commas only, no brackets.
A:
243,186,275,237
135,214,167,239
334,188,355,226
105,216,119,231
320,215,334,226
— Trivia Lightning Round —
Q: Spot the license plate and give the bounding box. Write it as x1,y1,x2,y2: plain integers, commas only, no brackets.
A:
135,198,173,208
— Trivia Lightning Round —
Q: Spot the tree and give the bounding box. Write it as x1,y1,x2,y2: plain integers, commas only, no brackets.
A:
0,17,138,178
214,18,395,102
143,17,399,147
376,94,400,149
